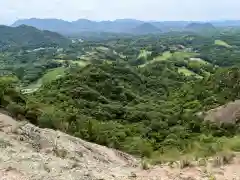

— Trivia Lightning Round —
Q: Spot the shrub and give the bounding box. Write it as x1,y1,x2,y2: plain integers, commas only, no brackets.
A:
6,103,26,118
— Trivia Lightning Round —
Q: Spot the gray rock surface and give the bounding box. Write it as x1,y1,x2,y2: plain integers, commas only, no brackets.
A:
0,113,139,180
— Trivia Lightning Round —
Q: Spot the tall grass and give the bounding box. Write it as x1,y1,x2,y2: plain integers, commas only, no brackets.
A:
148,135,240,164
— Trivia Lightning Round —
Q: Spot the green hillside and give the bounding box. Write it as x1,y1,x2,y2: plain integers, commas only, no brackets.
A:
2,27,240,163
16,62,237,161
0,25,70,51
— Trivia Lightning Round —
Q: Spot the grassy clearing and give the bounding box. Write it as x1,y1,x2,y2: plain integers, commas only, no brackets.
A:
55,60,89,67
190,57,209,65
0,75,18,83
178,67,203,79
173,51,199,59
214,40,232,48
41,67,66,84
178,67,196,76
113,50,126,59
26,79,42,90
70,61,89,67
25,67,66,92
139,51,199,68
138,50,152,59
156,51,172,61
139,51,172,67
96,46,110,51
148,135,240,165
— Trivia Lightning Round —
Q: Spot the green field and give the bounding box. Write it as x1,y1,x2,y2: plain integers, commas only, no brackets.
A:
172,51,199,59
138,50,152,59
55,59,89,67
155,51,172,61
96,46,110,51
214,40,232,48
24,67,66,93
139,51,172,67
178,67,195,76
189,57,209,65
0,75,18,83
40,67,66,84
140,51,199,67
178,67,202,79
153,51,198,63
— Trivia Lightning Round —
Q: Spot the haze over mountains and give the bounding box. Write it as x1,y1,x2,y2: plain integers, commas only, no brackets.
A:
12,18,162,35
12,18,240,36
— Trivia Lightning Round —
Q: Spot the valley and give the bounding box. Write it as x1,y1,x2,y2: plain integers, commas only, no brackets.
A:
2,20,240,180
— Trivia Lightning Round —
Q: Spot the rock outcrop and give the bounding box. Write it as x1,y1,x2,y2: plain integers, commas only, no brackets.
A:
204,100,240,124
0,113,139,180
2,113,240,180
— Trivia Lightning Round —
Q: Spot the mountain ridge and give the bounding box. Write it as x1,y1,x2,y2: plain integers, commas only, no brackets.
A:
0,25,70,50
12,18,240,35
12,18,144,35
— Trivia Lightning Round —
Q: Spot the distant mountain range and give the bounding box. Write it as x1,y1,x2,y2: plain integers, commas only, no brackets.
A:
11,18,188,35
12,18,144,35
12,18,240,36
0,25,70,50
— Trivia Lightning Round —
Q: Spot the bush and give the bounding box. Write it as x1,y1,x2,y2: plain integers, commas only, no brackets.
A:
38,110,66,130
6,103,26,118
121,137,153,158
25,109,40,124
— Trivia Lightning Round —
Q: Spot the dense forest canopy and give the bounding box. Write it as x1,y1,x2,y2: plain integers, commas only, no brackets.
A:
2,25,240,161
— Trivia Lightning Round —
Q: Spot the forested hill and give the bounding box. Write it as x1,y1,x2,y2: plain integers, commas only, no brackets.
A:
13,61,238,160
0,25,70,51
2,26,240,163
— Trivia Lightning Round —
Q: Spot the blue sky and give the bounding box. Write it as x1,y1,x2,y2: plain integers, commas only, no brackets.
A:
1,0,240,24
